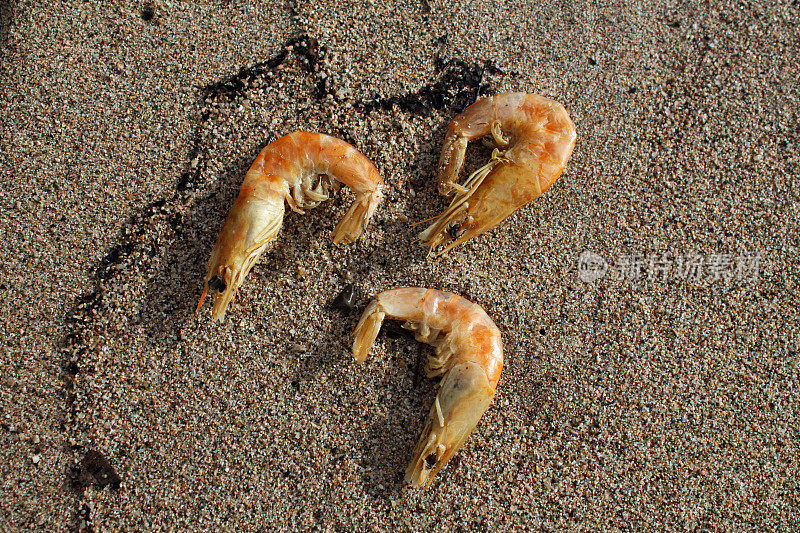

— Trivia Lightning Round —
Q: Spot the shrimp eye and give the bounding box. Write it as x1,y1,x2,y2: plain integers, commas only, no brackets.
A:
425,453,437,470
208,275,226,292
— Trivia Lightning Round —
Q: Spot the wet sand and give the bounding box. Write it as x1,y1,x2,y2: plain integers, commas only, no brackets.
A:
1,1,798,530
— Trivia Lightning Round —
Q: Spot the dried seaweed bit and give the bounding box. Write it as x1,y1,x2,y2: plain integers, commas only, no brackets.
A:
94,194,179,279
177,138,207,192
359,58,503,116
167,211,184,232
70,450,121,490
67,291,104,323
314,77,331,100
99,248,121,266
264,48,289,70
96,242,137,280
330,283,356,312
140,3,155,21
77,503,93,531
287,35,325,73
144,198,167,216
201,47,288,102
201,34,324,103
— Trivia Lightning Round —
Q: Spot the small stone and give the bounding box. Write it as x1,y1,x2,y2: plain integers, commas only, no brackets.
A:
289,342,306,353
330,284,356,312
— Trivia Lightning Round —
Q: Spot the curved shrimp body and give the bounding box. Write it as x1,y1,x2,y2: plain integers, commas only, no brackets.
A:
353,287,503,489
419,93,576,254
199,132,383,322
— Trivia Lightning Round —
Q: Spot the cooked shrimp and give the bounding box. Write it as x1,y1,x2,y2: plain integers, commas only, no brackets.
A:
352,287,503,489
419,92,576,253
198,132,383,322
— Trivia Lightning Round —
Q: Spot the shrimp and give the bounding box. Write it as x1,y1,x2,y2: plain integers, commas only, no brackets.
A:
352,287,503,489
419,92,577,254
198,132,383,322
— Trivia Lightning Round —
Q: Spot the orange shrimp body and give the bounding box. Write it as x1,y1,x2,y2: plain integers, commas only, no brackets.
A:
353,287,503,489
419,93,577,253
199,132,383,322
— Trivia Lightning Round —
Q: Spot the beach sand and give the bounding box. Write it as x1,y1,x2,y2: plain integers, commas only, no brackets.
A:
1,0,798,530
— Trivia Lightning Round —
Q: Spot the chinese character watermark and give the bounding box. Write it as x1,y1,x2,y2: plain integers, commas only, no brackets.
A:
577,251,762,283
577,251,608,282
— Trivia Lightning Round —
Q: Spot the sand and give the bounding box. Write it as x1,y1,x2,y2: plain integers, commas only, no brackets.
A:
1,0,798,530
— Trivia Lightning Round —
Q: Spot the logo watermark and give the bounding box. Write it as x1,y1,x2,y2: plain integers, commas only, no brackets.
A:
577,251,761,283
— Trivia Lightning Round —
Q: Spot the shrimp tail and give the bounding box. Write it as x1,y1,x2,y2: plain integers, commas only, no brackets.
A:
352,299,385,363
332,188,383,244
406,362,495,489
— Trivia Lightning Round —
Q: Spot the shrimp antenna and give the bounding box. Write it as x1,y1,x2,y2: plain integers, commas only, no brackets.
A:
474,62,486,102
410,214,440,227
196,284,208,314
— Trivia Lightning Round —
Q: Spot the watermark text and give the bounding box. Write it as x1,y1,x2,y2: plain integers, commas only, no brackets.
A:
577,251,761,283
